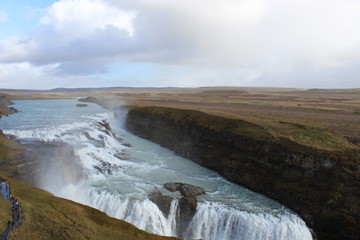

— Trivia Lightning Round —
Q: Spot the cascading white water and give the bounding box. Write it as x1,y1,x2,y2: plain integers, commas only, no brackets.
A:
186,202,311,240
0,99,313,240
88,190,179,236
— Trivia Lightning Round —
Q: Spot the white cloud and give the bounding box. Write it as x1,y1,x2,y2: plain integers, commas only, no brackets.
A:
0,62,104,89
0,63,52,89
0,0,136,65
40,0,135,38
1,0,360,88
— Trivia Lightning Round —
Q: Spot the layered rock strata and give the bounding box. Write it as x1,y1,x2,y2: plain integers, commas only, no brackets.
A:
126,106,360,240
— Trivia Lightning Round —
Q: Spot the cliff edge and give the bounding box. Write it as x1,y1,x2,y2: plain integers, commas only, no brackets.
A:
125,106,360,240
0,94,18,117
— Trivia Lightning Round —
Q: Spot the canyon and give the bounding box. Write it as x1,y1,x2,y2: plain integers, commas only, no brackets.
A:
125,105,360,240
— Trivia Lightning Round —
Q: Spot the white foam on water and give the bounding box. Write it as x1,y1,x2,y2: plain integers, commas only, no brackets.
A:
186,202,312,240
88,189,178,237
1,100,313,240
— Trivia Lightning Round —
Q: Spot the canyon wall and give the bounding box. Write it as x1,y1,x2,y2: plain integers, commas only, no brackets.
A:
125,106,360,240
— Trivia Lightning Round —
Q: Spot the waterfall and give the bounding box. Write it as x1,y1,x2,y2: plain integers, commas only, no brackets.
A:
185,202,312,240
89,189,178,237
87,189,312,240
1,99,314,240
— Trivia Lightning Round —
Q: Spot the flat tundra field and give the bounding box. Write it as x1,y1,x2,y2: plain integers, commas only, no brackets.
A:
3,87,359,150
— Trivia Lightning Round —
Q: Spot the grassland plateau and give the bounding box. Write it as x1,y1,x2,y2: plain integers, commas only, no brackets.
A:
1,87,360,240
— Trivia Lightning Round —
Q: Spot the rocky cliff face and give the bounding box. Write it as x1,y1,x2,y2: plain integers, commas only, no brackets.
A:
0,94,18,117
125,106,360,240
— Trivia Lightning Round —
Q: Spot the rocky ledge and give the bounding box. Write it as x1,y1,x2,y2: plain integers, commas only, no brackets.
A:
126,106,360,240
149,182,205,238
163,182,205,197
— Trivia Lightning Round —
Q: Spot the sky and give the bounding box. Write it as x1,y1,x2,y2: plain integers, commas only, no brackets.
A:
0,0,360,90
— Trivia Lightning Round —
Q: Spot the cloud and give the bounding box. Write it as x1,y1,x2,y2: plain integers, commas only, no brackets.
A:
39,0,135,37
0,0,135,64
1,0,360,88
49,59,110,76
0,63,54,89
0,62,105,89
104,0,360,67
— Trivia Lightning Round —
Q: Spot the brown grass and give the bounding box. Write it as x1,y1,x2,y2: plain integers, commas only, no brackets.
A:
4,87,360,151
0,177,178,240
76,87,360,151
0,196,11,232
1,87,360,239
0,131,23,162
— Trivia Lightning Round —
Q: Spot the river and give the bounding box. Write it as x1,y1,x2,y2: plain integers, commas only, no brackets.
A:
0,99,313,240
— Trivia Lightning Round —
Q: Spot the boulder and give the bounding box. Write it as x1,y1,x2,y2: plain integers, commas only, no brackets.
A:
179,183,205,197
99,120,112,132
76,104,88,107
163,182,182,192
179,196,197,214
163,182,205,197
85,132,95,141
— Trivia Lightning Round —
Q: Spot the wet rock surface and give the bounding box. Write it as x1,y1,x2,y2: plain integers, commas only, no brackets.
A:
85,132,95,141
98,120,112,132
76,104,88,107
177,196,197,236
163,182,205,197
93,160,123,175
148,191,173,217
148,182,205,238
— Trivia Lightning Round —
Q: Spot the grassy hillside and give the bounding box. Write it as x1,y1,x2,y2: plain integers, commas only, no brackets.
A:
3,87,360,142
72,87,360,151
9,178,178,240
0,196,11,232
0,131,23,162
0,175,178,240
129,106,358,153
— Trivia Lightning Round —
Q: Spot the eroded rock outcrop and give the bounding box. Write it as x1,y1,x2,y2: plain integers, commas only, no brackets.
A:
76,104,88,107
149,183,205,238
148,191,173,217
163,182,205,235
163,182,205,197
0,94,18,117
